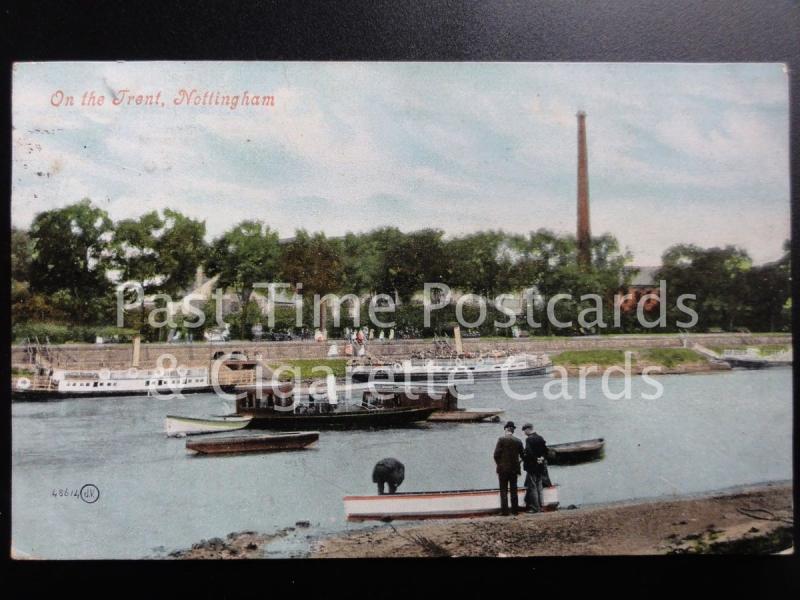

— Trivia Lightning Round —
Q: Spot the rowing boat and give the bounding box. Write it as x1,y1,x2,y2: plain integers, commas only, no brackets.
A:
165,414,253,437
427,408,504,422
546,438,605,464
186,431,319,455
344,486,559,520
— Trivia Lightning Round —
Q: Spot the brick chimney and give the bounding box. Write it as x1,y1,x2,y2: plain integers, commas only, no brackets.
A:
576,111,591,268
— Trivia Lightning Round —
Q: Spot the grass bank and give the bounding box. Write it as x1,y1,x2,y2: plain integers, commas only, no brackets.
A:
551,347,723,374
550,349,627,366
267,358,347,380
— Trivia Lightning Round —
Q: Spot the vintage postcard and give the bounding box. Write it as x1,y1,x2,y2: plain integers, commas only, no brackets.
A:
10,62,792,559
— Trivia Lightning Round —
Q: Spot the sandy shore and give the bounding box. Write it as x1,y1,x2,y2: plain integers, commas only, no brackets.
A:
311,482,793,558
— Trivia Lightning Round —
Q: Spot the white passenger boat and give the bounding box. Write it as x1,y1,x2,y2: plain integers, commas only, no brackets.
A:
13,365,233,400
164,414,253,437
347,354,552,383
344,486,559,520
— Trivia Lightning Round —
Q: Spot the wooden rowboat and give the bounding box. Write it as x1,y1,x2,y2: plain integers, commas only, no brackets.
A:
344,486,559,521
186,431,319,455
427,408,504,423
165,414,252,437
546,438,605,464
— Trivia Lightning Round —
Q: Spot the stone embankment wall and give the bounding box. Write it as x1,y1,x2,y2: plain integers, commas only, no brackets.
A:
11,334,792,370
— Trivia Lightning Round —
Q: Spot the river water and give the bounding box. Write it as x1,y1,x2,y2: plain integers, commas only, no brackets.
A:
12,368,793,559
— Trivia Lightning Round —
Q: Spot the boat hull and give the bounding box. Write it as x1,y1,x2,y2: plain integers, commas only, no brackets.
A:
546,438,605,464
427,409,504,422
165,415,252,437
12,384,237,402
186,431,319,454
349,365,551,383
241,406,437,430
344,486,559,521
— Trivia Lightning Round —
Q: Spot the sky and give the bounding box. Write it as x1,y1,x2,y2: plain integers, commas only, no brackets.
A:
12,61,790,265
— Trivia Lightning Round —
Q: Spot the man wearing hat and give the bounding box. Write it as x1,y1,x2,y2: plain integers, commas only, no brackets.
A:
521,423,548,513
493,421,524,515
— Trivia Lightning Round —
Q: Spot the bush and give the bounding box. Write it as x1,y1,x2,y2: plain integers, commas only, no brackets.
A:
13,322,138,344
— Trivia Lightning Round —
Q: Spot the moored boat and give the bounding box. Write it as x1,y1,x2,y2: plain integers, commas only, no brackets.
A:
164,414,252,437
546,438,605,464
347,354,552,383
427,408,505,422
235,380,438,429
186,431,319,455
12,364,246,400
344,486,559,521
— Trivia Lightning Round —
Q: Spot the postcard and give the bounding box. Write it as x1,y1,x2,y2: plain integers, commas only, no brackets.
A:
10,61,792,559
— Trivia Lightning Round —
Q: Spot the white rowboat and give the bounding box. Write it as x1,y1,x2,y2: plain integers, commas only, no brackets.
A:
165,414,252,437
344,486,559,521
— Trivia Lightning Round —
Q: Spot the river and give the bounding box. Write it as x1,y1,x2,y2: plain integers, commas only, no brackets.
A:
11,367,793,559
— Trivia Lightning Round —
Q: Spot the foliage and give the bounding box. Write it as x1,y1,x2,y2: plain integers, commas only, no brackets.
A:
657,242,790,333
205,220,281,338
12,199,791,338
12,322,138,344
11,227,33,282
28,199,115,322
377,228,449,302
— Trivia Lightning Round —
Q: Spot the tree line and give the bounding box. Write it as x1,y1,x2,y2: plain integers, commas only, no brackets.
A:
10,199,791,342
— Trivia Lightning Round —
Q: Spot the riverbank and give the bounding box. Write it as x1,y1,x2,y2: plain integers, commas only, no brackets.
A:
11,332,791,370
555,347,734,376
310,482,793,558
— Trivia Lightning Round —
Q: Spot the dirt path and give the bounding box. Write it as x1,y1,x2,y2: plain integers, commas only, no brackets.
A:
311,482,793,558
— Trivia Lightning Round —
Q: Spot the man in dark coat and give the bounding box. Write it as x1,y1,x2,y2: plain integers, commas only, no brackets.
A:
372,457,405,495
522,423,548,513
493,421,524,515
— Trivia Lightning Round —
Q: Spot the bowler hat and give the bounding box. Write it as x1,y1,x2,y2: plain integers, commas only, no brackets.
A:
504,421,516,430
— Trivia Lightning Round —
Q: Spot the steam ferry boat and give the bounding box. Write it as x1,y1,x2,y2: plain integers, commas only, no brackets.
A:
12,365,237,400
346,354,552,383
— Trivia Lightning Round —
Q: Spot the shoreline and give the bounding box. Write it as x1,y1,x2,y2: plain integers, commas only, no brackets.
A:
154,481,794,559
310,481,793,558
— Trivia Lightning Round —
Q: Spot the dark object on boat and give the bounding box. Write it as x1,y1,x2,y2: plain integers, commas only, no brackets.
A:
546,438,605,464
373,457,405,494
186,431,319,455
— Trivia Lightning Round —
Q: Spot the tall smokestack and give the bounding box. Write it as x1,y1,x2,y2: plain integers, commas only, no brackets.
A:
576,110,591,268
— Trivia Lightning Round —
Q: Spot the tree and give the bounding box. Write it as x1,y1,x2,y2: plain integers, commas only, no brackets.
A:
205,221,281,338
742,240,791,332
156,209,208,297
112,211,163,289
29,199,114,323
657,244,753,331
378,228,449,303
280,230,344,297
11,227,33,283
280,230,345,333
340,231,383,295
447,230,514,298
508,230,631,334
